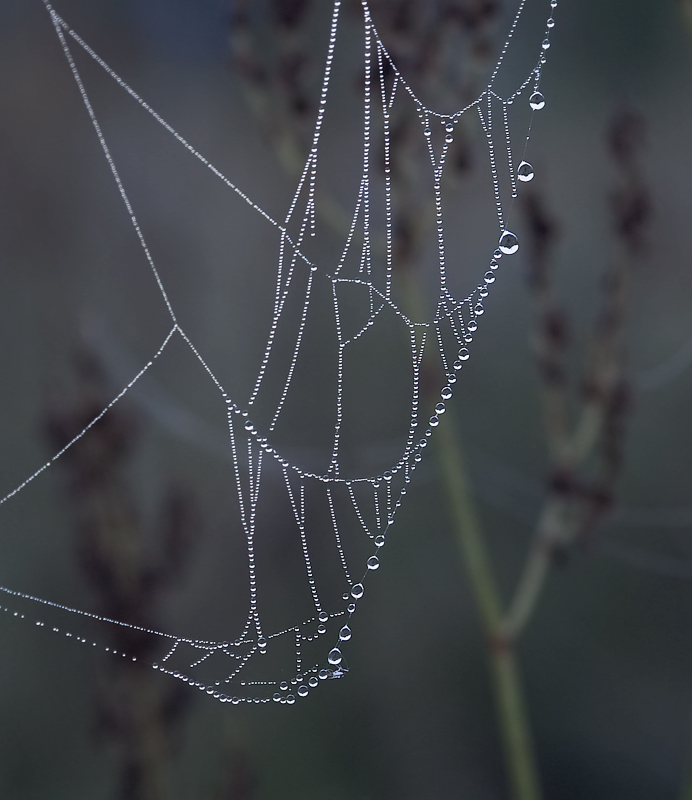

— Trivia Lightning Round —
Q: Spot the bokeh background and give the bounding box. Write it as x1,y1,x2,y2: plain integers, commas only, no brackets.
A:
1,0,692,798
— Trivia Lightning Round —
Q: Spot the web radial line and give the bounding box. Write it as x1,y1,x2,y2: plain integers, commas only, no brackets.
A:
503,101,518,199
334,177,365,278
46,7,282,234
360,17,372,275
488,0,529,87
377,41,394,298
0,584,182,643
326,488,353,584
478,97,505,231
347,483,374,539
329,284,344,473
373,485,381,530
287,0,342,230
282,470,322,613
225,413,261,643
0,326,177,508
268,270,315,433
45,6,177,321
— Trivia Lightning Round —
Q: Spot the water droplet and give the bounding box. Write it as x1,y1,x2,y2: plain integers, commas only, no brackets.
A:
484,271,495,283
453,360,463,371
328,648,342,665
383,470,392,481
529,91,545,111
351,583,364,599
474,303,485,315
367,555,380,570
318,611,329,623
517,160,534,182
479,287,489,298
429,415,440,427
541,38,550,50
441,386,453,400
375,534,385,547
499,231,519,255
435,402,446,414
423,127,431,137
318,623,327,634
273,693,282,702
547,17,555,28
244,421,254,432
339,625,352,641
319,669,330,679
446,122,454,133
489,258,499,270
459,348,470,360
348,602,356,613
298,685,309,697
308,676,319,687
286,694,296,704
257,637,267,649
445,134,453,143
342,592,350,601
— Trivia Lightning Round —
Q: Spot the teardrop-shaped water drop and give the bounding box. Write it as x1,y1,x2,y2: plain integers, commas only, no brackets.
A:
517,160,534,182
453,360,463,371
547,16,555,28
499,231,519,255
459,347,470,361
474,303,485,316
468,320,478,332
529,91,545,111
339,625,352,641
441,386,453,400
541,38,550,50
429,415,440,427
435,402,446,414
375,534,385,547
328,648,342,665
484,271,495,283
367,555,380,570
318,623,326,634
351,583,364,599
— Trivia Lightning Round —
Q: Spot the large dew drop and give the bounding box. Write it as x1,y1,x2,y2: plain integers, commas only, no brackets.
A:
499,231,519,255
517,160,534,182
529,91,545,111
328,648,343,665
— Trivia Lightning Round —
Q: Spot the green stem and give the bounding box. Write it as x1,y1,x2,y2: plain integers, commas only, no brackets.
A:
436,412,543,800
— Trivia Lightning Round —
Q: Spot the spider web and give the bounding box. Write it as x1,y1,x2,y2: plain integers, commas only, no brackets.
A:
0,0,558,704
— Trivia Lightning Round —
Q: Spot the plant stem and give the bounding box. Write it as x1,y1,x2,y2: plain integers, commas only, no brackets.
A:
436,411,543,800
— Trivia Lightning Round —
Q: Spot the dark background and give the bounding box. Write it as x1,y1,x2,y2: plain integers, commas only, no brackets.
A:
1,1,692,798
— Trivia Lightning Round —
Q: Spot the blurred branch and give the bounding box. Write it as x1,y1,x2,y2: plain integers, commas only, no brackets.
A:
45,348,198,800
504,110,648,642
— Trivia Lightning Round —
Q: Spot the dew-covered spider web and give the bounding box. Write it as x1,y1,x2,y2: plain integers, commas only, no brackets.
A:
0,0,559,704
